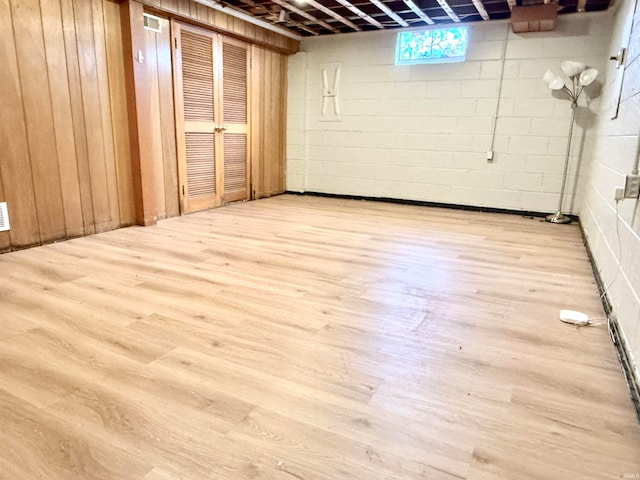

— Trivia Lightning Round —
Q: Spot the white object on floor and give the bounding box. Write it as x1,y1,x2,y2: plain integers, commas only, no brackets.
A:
559,309,590,326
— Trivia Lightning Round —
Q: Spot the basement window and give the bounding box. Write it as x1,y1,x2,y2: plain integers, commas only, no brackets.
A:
395,27,468,65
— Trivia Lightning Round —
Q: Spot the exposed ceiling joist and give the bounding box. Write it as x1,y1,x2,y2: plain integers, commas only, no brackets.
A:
285,16,321,35
471,0,490,19
435,0,462,21
402,0,435,25
270,0,339,33
192,0,301,39
368,0,410,27
304,0,362,30
236,0,320,34
216,0,615,37
334,0,385,28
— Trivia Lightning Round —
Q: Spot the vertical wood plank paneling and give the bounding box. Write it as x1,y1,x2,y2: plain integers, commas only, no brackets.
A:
74,0,111,233
157,17,180,218
91,0,121,230
177,0,189,15
120,0,157,226
215,10,227,30
41,0,85,239
249,45,258,198
254,25,265,43
146,29,167,220
0,0,291,252
233,17,244,36
171,21,187,214
195,2,207,22
0,175,10,252
11,0,66,242
270,51,281,194
161,0,178,12
103,0,135,226
244,23,255,40
61,0,95,235
262,50,273,197
0,0,40,248
277,55,287,193
256,47,265,198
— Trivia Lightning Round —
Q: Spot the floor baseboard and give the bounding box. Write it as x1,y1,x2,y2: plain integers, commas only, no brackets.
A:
285,190,578,221
577,223,640,422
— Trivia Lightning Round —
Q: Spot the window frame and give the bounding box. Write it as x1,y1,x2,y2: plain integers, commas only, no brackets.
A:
395,27,469,66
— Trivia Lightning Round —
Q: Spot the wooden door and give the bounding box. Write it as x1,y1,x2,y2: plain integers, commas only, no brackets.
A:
172,22,249,214
221,39,249,204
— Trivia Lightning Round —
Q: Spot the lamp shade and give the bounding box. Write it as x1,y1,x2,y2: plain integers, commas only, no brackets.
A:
561,60,586,78
548,75,565,90
543,70,555,83
579,68,598,86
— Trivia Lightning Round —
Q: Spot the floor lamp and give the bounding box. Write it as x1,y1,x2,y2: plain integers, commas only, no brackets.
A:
542,61,598,224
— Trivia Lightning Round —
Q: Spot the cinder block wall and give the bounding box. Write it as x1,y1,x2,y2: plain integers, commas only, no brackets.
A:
580,0,640,382
286,15,612,214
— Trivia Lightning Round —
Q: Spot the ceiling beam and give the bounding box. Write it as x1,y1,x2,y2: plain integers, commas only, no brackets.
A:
285,17,321,35
402,0,435,24
367,0,409,27
303,0,362,30
435,0,461,21
333,0,385,28
236,0,320,34
471,0,490,19
269,0,340,33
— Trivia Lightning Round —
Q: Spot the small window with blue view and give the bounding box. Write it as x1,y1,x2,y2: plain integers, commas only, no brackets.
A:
395,28,468,65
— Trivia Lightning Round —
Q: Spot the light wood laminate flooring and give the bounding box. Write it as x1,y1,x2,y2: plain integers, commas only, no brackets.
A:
0,194,638,479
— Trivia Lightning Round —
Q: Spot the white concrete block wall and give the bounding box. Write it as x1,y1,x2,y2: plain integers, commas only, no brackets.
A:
580,0,640,383
286,14,612,213
285,52,308,192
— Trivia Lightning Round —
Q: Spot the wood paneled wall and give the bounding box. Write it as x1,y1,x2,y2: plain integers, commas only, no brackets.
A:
145,17,180,220
141,0,292,200
142,3,290,203
0,0,134,252
141,0,298,54
0,0,294,252
251,47,288,198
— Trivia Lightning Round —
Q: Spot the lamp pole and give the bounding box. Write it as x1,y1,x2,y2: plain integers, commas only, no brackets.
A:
546,99,577,224
543,62,597,225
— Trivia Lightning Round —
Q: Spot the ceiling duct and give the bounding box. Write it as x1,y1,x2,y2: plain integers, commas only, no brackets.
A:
510,2,558,33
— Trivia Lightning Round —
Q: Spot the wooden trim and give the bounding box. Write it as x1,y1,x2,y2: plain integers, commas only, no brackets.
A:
142,3,297,55
279,55,288,194
120,0,157,225
170,20,186,214
246,44,252,200
250,44,259,200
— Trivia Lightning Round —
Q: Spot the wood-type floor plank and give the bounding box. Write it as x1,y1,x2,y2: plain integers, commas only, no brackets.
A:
0,194,638,479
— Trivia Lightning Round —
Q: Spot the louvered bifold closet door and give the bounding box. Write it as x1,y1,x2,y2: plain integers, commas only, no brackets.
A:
221,40,249,204
173,23,222,213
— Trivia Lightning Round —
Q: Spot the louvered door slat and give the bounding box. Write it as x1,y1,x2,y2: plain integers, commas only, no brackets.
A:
186,133,215,197
222,43,247,124
223,133,246,194
182,31,214,122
